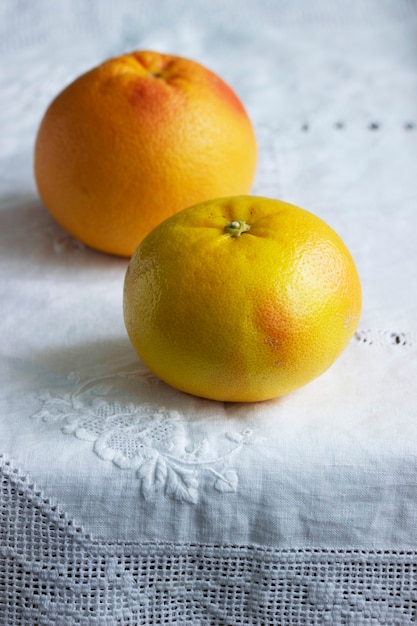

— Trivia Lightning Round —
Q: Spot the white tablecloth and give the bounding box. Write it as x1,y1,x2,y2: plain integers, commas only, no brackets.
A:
1,1,417,624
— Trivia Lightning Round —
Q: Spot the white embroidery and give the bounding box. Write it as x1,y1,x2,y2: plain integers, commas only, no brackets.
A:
32,365,253,503
52,232,86,254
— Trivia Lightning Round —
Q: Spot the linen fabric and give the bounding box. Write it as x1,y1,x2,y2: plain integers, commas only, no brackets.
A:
1,1,417,623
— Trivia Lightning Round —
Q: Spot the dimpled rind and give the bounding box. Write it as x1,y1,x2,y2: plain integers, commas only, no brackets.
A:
34,51,257,257
123,196,362,402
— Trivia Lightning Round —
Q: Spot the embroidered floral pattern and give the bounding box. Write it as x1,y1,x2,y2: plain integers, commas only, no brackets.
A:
32,365,253,503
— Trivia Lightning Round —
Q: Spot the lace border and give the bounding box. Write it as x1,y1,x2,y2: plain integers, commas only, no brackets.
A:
1,455,417,625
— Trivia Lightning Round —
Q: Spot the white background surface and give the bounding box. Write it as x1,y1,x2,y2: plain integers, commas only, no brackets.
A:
1,1,417,623
1,0,417,545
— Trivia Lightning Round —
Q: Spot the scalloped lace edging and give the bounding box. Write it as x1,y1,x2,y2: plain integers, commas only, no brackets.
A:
1,455,417,625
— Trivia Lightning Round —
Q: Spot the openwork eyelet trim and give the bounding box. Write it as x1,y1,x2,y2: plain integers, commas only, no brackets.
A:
354,329,416,347
1,455,417,625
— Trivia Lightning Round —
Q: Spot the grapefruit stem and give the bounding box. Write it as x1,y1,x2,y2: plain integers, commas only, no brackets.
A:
225,220,251,236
